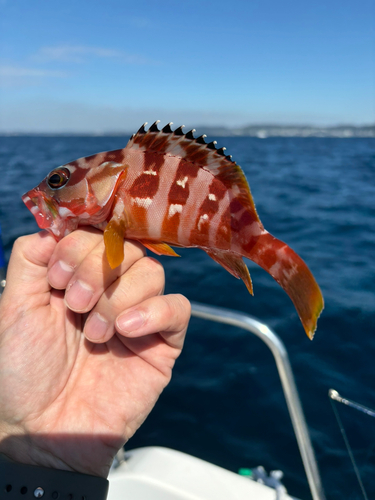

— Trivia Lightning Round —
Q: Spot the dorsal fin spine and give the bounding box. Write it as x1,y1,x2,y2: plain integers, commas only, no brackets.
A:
137,123,148,134
174,125,185,136
162,123,173,133
149,120,160,132
196,135,206,145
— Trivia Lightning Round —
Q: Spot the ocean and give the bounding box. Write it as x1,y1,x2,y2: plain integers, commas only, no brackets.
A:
0,135,374,499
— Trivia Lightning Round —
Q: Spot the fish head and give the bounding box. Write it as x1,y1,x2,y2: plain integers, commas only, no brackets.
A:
22,158,126,240
22,166,84,240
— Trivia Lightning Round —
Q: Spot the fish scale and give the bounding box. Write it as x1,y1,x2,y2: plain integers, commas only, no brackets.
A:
22,121,323,339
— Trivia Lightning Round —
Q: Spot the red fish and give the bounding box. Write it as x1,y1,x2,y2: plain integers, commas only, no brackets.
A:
22,122,323,338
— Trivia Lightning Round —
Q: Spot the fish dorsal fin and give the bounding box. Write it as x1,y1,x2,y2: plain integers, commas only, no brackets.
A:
126,121,260,219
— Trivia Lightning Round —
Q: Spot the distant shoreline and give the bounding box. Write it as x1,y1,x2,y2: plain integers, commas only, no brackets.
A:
1,124,374,138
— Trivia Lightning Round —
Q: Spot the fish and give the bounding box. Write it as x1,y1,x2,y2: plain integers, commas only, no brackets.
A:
22,121,323,339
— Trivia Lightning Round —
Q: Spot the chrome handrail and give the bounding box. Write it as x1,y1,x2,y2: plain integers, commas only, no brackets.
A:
190,301,326,500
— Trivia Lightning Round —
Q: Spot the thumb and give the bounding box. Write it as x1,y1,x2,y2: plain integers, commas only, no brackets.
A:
0,231,57,321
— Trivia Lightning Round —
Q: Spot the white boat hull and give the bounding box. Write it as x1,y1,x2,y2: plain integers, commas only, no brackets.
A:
108,446,299,500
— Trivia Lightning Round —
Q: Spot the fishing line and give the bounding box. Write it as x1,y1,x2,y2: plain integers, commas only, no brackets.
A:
328,389,372,500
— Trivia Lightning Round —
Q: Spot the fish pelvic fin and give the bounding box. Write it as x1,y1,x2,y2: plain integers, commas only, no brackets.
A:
244,231,324,339
205,249,253,296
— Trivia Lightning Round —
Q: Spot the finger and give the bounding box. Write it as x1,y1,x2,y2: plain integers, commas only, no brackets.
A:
47,227,104,289
47,230,146,313
64,239,146,313
83,257,165,343
48,227,145,292
0,232,56,321
116,293,191,350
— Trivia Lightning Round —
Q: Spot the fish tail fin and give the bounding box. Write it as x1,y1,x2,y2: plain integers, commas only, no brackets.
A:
244,231,324,339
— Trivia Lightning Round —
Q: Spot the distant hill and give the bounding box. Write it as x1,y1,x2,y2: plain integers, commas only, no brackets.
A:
195,124,375,138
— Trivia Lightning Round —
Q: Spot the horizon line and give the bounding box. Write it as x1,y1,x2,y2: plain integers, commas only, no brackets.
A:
1,122,374,136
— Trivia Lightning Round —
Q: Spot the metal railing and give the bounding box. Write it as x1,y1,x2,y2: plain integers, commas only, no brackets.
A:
190,301,326,500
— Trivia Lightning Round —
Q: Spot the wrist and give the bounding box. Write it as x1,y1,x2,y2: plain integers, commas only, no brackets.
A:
0,430,120,478
0,431,75,473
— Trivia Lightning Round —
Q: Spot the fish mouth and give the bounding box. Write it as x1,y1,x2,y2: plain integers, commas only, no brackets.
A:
22,189,70,240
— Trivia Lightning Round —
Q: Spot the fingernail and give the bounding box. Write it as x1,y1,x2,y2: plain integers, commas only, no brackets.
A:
117,310,145,333
85,313,109,341
65,280,94,311
49,260,74,289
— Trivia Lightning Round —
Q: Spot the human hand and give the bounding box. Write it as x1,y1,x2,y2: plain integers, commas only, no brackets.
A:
0,229,190,477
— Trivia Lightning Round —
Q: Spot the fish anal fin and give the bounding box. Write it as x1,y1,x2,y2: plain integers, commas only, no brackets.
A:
140,240,180,257
205,249,253,295
103,218,127,269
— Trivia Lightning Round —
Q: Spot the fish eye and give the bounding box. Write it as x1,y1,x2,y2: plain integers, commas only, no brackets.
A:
47,168,70,189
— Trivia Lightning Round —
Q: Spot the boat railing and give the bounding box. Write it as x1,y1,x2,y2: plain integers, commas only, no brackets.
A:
190,301,326,500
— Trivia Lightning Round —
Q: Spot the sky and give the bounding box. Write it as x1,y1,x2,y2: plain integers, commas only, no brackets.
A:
0,0,374,133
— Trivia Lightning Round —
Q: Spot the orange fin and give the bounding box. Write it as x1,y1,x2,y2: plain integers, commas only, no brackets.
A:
140,240,181,257
243,231,324,339
103,218,127,269
204,249,253,295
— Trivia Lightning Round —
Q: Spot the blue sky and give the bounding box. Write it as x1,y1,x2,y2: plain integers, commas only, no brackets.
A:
0,0,374,132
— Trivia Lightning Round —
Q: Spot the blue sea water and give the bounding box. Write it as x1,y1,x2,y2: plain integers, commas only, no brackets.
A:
0,135,374,499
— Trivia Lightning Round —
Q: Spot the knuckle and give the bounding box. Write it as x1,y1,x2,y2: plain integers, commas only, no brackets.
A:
164,294,191,324
162,295,177,318
138,257,165,281
55,234,75,258
110,290,129,311
60,230,91,254
141,256,164,272
175,294,191,316
13,235,27,253
82,250,105,274
171,294,191,320
60,228,101,255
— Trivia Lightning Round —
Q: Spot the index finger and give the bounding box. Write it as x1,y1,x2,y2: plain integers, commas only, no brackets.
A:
47,228,146,295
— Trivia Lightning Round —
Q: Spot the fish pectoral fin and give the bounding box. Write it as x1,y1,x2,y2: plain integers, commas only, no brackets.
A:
103,217,127,269
139,240,180,257
204,249,253,295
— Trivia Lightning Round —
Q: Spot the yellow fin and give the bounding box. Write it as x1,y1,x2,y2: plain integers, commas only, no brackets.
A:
205,249,253,295
140,240,180,257
103,219,126,269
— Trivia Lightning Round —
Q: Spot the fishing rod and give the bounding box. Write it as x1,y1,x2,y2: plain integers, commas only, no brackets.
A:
329,389,375,417
329,388,375,500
